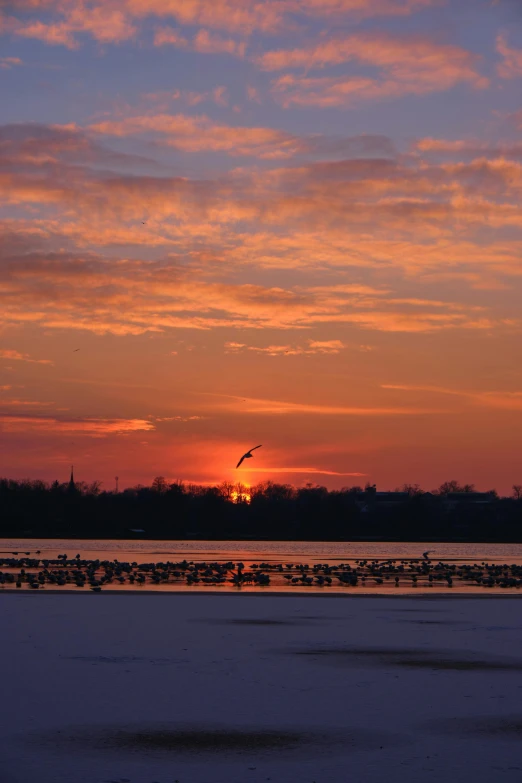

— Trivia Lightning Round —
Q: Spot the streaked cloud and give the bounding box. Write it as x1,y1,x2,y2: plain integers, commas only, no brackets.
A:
382,383,522,410
296,0,440,18
0,399,53,407
153,415,204,421
412,137,522,161
0,414,156,434
0,349,53,365
204,393,447,416
88,111,397,158
244,467,367,476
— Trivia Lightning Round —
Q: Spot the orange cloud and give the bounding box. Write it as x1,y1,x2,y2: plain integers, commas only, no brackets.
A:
153,415,204,421
0,414,156,434
0,349,53,365
225,339,346,355
2,248,499,336
307,339,345,352
2,122,522,341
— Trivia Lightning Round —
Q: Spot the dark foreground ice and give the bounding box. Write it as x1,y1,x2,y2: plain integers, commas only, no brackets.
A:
3,593,522,783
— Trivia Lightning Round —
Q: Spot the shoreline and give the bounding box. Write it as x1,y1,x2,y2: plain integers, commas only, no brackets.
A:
2,587,522,598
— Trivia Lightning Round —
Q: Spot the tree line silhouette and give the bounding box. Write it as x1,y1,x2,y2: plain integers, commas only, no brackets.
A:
1,476,522,541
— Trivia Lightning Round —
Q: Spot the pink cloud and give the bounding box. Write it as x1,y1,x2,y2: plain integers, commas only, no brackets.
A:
264,33,487,106
2,0,443,46
297,0,440,18
5,6,136,48
193,29,246,57
89,112,307,157
212,85,229,106
0,56,23,69
496,34,522,79
153,26,189,48
246,85,262,103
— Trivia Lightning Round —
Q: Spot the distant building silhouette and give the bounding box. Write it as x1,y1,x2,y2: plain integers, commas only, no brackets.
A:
356,486,409,513
442,491,496,511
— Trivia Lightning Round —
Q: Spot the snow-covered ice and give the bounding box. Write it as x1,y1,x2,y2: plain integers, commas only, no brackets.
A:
3,593,522,783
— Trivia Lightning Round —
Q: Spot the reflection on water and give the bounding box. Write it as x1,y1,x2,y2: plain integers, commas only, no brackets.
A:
2,538,522,595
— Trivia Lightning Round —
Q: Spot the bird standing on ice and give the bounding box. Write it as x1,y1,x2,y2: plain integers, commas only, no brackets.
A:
236,445,262,469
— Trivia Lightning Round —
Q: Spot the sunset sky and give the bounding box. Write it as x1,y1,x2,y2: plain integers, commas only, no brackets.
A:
1,0,522,492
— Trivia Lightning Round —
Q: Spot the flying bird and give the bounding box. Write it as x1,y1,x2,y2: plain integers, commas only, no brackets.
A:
236,445,262,469
422,550,433,560
73,348,80,352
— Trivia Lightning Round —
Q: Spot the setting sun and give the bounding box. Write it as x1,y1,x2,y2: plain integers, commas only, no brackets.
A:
231,484,251,504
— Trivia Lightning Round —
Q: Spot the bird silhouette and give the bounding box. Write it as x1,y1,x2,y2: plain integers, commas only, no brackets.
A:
73,348,80,352
422,550,433,560
236,445,262,469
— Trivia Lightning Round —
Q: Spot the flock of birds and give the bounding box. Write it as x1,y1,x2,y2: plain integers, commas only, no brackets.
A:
2,552,522,591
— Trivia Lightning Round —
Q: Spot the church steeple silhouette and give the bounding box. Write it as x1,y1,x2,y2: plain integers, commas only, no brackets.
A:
68,465,76,492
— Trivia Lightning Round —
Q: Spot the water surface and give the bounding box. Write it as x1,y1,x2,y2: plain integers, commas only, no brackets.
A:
2,539,522,594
